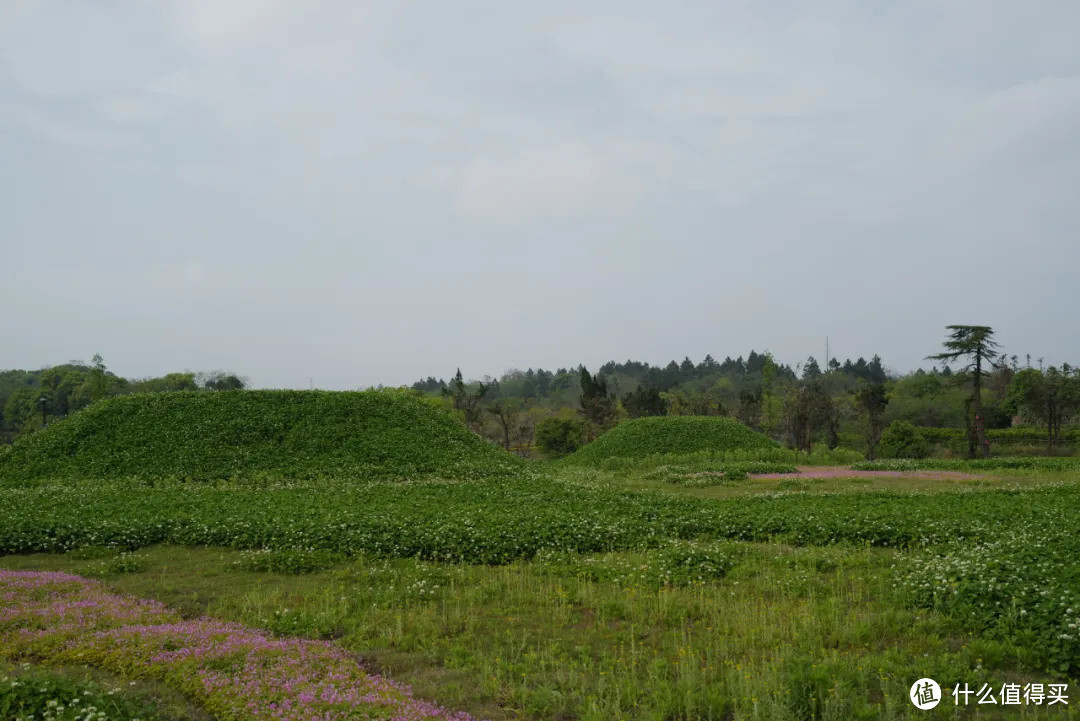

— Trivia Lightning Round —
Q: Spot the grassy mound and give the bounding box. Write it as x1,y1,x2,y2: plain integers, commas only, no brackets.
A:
0,389,522,484
563,416,776,464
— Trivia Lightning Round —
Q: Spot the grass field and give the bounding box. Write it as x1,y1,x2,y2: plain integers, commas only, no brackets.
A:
1,466,1079,719
1,401,1078,719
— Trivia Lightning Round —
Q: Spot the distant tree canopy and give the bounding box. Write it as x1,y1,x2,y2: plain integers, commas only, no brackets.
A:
413,349,882,405
578,366,616,432
1007,365,1080,450
622,385,668,418
200,372,246,392
442,368,489,432
0,356,247,440
535,417,587,458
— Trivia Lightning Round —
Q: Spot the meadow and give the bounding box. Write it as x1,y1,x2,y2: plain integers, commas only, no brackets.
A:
2,472,1079,719
1,394,1078,719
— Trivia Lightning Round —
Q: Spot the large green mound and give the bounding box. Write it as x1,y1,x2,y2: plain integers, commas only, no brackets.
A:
0,389,522,484
564,416,776,463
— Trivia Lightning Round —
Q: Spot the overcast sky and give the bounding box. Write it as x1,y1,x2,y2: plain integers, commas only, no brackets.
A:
2,1,1078,388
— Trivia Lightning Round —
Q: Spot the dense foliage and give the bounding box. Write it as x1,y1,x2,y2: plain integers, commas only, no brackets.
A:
562,416,776,464
534,417,587,458
876,420,929,459
0,389,522,484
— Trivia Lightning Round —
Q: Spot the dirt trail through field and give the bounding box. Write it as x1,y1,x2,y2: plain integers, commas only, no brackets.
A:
751,465,981,481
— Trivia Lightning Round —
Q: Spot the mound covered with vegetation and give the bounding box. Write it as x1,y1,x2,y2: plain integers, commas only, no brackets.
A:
563,416,775,464
0,389,522,484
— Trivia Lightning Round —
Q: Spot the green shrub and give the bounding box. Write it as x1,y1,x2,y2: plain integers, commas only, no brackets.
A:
535,417,587,458
877,421,929,459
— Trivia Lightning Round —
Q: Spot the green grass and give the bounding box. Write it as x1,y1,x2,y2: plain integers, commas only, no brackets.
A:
1,544,1073,721
562,416,778,464
0,389,522,484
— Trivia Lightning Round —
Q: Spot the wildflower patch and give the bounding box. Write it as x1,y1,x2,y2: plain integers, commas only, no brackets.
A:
0,570,480,721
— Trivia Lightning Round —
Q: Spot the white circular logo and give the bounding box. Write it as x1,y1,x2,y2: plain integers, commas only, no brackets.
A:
910,678,941,710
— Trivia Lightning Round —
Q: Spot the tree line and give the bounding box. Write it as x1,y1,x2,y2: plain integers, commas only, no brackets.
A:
416,327,1080,459
4,327,1077,458
0,355,245,442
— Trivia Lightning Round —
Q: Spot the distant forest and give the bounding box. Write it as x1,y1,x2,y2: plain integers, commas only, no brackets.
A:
413,350,886,399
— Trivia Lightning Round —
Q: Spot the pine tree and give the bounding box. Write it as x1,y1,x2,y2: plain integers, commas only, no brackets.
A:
928,325,1000,458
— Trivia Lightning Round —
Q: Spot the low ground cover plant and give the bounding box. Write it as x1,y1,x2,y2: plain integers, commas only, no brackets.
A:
2,477,1076,563
853,457,1080,472
1,663,173,721
896,521,1080,674
582,446,863,472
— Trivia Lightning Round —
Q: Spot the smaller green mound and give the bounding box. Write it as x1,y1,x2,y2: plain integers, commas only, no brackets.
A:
563,416,776,464
0,389,522,484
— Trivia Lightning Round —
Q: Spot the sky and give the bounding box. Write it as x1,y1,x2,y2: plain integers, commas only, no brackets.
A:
1,1,1078,389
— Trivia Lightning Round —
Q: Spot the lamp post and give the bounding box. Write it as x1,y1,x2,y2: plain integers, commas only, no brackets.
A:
37,395,48,427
